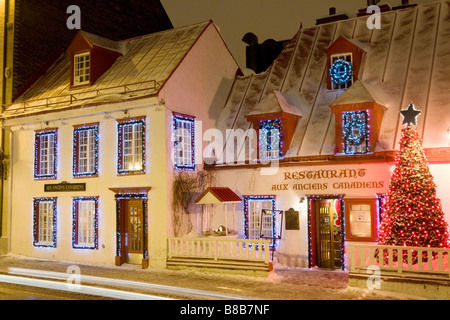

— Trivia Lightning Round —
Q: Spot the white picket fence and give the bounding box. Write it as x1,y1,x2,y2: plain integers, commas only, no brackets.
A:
349,244,450,277
167,237,271,264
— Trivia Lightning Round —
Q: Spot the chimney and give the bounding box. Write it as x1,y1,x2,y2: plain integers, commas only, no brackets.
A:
316,7,348,25
392,0,417,10
357,2,391,17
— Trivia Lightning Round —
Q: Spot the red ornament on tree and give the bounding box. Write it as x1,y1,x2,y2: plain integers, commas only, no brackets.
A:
377,104,449,263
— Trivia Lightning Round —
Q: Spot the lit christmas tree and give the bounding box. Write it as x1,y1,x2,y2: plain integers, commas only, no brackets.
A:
377,103,449,262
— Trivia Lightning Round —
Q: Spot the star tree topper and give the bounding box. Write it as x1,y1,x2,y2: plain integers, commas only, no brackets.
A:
400,102,421,126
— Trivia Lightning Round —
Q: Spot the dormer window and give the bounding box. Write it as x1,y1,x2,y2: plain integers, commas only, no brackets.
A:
67,31,122,88
326,36,366,91
330,53,353,90
329,80,387,155
342,111,369,154
245,90,302,161
259,119,281,160
73,52,91,86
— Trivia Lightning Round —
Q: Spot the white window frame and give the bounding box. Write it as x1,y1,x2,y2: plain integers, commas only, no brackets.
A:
330,53,353,90
37,201,55,246
174,116,195,169
40,134,55,176
259,121,281,160
73,52,91,86
35,131,57,179
246,198,275,240
77,127,96,175
119,121,144,173
77,200,96,248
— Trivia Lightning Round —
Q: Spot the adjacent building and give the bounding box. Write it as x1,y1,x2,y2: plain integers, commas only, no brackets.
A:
206,1,450,269
1,21,239,268
0,0,173,255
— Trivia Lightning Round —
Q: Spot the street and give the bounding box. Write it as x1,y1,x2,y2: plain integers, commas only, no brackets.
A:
0,281,113,300
0,255,422,301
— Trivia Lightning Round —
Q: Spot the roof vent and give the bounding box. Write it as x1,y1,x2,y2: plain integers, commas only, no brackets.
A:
357,2,391,17
316,7,349,25
392,0,417,10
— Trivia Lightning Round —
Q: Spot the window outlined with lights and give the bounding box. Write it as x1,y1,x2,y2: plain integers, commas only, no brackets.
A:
73,123,99,177
117,117,146,175
259,119,281,160
33,197,57,248
72,197,98,250
173,114,195,171
34,129,58,180
343,111,369,155
243,196,276,241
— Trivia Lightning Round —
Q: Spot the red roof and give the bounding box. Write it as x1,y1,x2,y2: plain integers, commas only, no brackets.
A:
195,187,242,204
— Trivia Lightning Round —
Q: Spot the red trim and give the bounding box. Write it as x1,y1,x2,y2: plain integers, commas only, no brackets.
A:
309,200,317,268
73,122,99,129
344,198,378,242
173,112,196,120
117,116,146,124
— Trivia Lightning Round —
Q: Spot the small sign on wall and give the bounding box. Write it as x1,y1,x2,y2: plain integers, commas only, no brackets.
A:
45,182,86,192
285,208,299,230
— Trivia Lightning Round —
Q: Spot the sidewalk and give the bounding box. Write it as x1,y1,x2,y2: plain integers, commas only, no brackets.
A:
0,254,424,300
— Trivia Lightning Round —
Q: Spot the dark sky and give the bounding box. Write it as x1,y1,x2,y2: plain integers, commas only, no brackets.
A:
161,0,434,68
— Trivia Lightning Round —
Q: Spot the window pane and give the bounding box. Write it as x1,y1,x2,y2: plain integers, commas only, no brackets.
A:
37,132,56,177
76,127,97,175
77,200,96,247
174,117,194,168
38,201,54,245
74,53,90,85
349,204,372,237
120,121,144,172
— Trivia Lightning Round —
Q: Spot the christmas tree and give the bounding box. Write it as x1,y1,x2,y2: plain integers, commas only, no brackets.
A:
377,103,449,262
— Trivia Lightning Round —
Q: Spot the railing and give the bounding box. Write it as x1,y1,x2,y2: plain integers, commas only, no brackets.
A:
168,237,270,264
349,244,450,277
2,79,161,117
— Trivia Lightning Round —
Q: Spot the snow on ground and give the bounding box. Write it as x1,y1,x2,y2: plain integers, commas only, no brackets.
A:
0,254,427,300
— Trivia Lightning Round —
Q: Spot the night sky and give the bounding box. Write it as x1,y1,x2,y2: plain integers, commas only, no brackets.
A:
161,0,434,68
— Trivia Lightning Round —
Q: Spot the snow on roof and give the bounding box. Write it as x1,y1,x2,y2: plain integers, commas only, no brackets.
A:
246,90,302,117
2,21,212,119
330,80,387,106
217,0,450,159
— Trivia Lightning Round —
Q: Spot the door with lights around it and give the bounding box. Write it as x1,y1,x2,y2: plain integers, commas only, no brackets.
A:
309,198,343,269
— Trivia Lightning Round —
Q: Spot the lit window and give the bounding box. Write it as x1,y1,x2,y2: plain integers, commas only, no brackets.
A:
33,198,57,247
35,130,57,179
330,53,353,90
343,111,369,155
173,115,195,170
244,196,275,240
73,197,98,249
117,118,145,175
73,124,98,177
73,52,91,86
259,119,281,160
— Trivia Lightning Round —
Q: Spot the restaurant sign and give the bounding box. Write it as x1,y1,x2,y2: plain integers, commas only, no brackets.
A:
271,168,385,191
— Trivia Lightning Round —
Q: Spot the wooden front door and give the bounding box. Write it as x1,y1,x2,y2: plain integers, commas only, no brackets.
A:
314,199,343,269
125,200,144,264
115,198,148,267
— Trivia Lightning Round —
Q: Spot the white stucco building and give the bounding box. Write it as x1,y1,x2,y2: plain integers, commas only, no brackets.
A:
1,21,239,268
